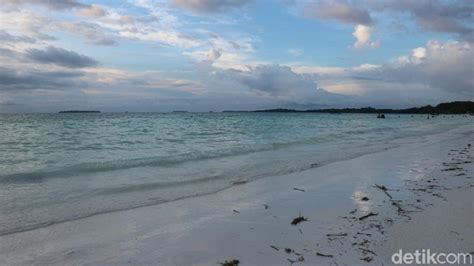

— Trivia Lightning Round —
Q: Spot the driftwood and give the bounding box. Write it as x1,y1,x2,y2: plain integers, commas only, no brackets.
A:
293,187,305,192
326,233,348,237
269,245,279,251
442,167,463,171
358,212,378,221
316,252,334,258
374,184,393,199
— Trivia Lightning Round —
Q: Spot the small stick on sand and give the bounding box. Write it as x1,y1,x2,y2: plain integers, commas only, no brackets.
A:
316,252,334,258
359,212,378,221
293,187,305,192
359,248,377,256
375,184,393,199
326,233,348,237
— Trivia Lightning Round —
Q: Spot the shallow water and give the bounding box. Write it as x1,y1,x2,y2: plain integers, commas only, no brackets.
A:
0,112,469,234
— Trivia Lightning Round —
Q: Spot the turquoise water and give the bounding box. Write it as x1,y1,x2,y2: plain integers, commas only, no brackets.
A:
0,112,469,235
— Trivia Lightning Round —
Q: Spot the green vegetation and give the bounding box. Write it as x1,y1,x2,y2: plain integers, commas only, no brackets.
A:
253,101,474,114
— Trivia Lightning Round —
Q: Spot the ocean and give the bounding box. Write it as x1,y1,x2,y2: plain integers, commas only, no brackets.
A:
0,112,468,235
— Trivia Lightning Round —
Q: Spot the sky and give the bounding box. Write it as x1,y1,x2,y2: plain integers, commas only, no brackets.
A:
0,0,473,112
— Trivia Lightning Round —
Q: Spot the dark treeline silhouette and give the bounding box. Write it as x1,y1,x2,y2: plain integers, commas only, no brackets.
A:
252,101,474,114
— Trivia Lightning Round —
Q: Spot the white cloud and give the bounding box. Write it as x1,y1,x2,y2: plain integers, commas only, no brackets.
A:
291,65,345,75
206,48,222,61
411,47,426,59
119,30,201,48
77,4,107,18
347,40,472,96
352,24,379,49
290,39,472,102
58,21,117,46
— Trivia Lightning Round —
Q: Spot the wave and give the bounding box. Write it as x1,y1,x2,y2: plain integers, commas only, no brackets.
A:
0,142,280,184
0,125,416,184
1,119,458,186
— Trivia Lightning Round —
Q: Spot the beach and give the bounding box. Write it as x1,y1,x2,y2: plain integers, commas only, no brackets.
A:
2,0,473,264
1,120,473,265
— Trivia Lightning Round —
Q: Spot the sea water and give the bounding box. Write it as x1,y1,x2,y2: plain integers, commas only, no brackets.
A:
0,112,469,235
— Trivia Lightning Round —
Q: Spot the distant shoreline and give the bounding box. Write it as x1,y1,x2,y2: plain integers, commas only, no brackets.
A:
46,101,474,114
250,101,474,115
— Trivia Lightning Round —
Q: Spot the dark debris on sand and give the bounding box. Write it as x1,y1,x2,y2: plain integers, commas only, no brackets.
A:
358,212,378,221
291,215,307,225
219,259,239,266
262,142,473,264
316,252,334,258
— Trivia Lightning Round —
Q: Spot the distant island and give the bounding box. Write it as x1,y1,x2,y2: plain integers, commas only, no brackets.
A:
252,101,474,115
58,110,101,113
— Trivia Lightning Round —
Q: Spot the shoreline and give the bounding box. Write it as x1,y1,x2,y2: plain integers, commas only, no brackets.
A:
0,119,466,237
1,124,473,265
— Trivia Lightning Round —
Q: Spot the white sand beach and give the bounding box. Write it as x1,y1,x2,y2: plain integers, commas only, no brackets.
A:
1,124,473,266
2,0,473,264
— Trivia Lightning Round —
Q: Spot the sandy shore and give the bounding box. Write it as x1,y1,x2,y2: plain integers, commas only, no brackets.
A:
1,125,473,265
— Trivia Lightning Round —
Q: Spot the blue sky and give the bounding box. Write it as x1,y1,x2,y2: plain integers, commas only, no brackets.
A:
0,0,472,112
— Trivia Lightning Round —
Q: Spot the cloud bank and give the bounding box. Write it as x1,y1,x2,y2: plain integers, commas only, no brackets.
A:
25,46,99,68
172,0,252,14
